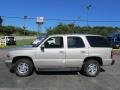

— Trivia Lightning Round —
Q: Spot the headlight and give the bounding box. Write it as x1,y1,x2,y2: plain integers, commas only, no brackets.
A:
7,53,10,58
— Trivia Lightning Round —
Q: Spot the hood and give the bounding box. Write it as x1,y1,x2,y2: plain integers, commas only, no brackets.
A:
9,45,38,52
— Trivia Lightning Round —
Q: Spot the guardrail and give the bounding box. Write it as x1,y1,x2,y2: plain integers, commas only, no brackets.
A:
0,39,6,48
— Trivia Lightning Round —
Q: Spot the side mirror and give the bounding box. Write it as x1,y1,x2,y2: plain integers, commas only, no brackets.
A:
41,45,45,51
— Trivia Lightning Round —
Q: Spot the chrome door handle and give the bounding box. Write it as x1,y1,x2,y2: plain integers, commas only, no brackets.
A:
81,51,86,53
59,51,64,53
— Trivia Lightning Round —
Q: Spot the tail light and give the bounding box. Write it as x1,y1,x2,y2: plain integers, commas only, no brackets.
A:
111,50,113,58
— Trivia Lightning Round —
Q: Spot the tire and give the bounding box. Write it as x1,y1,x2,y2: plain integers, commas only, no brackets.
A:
14,42,16,45
14,59,34,77
83,60,100,77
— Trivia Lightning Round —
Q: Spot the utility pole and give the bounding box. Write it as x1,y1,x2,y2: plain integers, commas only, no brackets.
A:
0,16,3,27
77,16,80,26
23,16,27,35
86,5,91,27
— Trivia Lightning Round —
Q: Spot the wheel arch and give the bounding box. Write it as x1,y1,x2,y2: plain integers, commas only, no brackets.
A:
84,56,103,66
12,56,35,67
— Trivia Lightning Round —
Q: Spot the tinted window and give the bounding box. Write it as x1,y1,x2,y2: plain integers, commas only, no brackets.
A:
67,37,85,48
86,36,111,47
8,37,14,40
44,37,63,48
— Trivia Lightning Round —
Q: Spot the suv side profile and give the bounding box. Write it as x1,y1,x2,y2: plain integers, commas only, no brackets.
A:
5,34,115,77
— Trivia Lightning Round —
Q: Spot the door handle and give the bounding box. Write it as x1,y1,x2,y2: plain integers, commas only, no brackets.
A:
81,51,86,53
59,51,64,53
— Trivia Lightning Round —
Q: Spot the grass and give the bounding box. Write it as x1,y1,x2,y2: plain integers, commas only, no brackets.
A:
16,39,33,46
2,39,34,48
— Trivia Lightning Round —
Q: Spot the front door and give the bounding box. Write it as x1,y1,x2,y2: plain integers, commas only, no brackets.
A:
36,36,65,68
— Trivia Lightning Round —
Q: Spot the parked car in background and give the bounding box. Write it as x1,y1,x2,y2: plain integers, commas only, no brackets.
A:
1,36,16,45
107,37,120,49
107,30,120,49
110,42,120,49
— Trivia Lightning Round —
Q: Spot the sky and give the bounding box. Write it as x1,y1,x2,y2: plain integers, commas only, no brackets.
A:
0,0,120,32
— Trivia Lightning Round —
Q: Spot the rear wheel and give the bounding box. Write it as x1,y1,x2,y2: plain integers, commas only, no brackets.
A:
83,60,100,77
14,59,34,77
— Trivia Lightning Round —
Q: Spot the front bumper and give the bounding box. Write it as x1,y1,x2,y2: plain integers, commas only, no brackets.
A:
7,41,16,45
5,60,13,70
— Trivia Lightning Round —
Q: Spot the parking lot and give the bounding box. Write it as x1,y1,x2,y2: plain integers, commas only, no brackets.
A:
0,49,120,90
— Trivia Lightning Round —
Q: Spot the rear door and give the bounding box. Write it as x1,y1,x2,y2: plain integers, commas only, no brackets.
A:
65,36,88,67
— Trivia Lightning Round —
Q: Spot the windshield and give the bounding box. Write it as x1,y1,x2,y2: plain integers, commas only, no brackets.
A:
8,37,14,39
37,34,48,39
32,36,47,47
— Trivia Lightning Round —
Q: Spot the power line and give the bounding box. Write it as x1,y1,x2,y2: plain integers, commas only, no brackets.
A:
88,20,120,22
1,16,86,21
2,16,23,19
1,15,120,22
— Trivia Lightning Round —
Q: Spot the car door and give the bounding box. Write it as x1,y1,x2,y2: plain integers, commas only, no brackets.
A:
36,36,65,68
65,36,88,67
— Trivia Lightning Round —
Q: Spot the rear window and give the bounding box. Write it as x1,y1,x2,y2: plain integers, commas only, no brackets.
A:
86,36,111,47
8,37,14,39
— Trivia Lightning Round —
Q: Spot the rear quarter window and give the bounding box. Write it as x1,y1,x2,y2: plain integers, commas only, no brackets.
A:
86,36,111,47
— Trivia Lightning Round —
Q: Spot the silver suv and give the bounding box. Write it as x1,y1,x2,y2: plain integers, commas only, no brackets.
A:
5,34,115,77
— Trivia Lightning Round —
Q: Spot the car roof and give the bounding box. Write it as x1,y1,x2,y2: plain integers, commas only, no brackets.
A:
4,36,14,37
49,34,101,37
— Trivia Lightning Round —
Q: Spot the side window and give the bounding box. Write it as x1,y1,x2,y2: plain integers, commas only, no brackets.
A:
67,37,85,48
44,37,63,48
86,36,111,47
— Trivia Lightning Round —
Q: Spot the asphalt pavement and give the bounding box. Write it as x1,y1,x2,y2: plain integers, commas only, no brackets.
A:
0,49,120,90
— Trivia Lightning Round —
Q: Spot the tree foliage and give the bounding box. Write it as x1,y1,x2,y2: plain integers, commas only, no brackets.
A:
0,24,119,36
0,26,37,36
47,23,118,36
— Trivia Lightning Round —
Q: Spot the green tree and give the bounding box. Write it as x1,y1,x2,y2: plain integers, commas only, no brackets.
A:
47,23,118,36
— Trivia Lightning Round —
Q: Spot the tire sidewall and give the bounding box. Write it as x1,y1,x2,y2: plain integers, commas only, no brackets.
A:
14,59,33,77
83,60,100,77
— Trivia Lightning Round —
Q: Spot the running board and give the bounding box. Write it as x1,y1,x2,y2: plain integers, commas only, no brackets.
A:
38,67,81,71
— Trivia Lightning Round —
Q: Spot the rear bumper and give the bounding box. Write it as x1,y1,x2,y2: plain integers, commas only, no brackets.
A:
103,59,115,66
111,60,115,65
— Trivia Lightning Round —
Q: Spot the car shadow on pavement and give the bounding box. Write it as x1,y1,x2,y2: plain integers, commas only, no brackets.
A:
35,67,106,76
100,68,106,72
35,71,78,75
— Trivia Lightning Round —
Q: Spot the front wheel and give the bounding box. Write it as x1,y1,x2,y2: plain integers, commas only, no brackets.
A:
83,60,100,77
14,59,34,77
